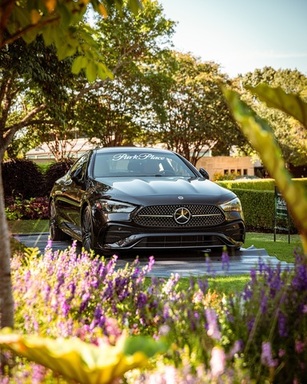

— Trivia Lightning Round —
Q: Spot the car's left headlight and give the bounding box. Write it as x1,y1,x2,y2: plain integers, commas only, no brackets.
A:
220,197,243,213
96,199,136,213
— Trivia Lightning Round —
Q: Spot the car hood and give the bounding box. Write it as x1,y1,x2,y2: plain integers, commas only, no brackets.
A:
93,177,235,205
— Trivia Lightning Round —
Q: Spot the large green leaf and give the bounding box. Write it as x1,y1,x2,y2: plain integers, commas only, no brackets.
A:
0,329,166,384
223,87,307,254
246,83,307,128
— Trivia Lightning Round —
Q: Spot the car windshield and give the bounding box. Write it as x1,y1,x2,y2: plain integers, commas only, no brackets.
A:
92,151,196,178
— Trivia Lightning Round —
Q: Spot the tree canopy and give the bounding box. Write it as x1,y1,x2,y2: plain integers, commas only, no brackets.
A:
149,52,247,164
0,0,143,81
235,67,307,167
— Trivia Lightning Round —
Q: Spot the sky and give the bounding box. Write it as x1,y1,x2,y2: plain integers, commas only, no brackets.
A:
159,0,307,78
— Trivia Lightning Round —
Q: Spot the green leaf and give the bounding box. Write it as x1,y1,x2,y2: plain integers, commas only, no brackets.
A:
223,87,307,252
96,62,114,80
0,329,154,384
85,61,97,82
127,0,144,14
72,56,88,74
123,335,168,358
42,26,55,46
247,83,307,128
57,2,73,26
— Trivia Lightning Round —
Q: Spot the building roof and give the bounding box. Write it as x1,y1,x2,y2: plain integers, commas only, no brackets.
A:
26,138,99,162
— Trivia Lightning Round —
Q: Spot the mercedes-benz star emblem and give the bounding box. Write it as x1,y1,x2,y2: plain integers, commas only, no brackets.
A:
174,207,191,225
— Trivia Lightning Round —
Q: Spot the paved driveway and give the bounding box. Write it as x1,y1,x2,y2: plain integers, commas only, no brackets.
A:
14,233,292,277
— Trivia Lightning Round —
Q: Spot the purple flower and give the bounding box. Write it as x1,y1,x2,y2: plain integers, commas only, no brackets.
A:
242,284,253,301
80,292,91,313
210,346,226,378
32,364,47,384
205,255,216,275
137,292,148,309
295,340,305,354
104,318,122,340
250,268,257,283
260,293,268,313
292,261,307,291
197,278,208,294
91,305,106,329
261,341,278,368
221,249,229,271
163,303,170,320
205,308,221,340
228,340,243,358
46,237,53,249
147,255,155,272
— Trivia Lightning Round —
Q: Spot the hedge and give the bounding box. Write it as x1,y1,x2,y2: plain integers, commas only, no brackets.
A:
217,178,307,191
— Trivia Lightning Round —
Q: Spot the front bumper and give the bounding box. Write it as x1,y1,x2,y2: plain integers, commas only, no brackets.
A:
96,221,245,252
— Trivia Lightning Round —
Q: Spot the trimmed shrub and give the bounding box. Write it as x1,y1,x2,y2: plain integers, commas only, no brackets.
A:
217,178,307,191
233,188,296,232
234,189,275,231
3,159,45,199
44,160,74,196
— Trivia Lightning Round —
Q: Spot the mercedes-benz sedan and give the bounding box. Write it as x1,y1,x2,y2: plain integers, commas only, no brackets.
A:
49,147,245,255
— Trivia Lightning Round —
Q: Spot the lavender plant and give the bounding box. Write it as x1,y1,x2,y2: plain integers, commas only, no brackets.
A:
224,249,307,383
1,239,306,383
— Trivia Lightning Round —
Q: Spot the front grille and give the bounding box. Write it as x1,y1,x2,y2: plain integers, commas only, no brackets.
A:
133,204,225,228
134,234,224,248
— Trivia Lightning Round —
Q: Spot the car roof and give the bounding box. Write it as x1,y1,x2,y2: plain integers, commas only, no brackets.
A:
93,147,174,155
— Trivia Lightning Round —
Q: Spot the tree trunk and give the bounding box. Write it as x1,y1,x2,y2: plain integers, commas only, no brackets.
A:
0,162,14,329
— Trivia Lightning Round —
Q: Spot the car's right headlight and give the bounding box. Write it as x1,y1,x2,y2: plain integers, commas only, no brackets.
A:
96,199,136,213
220,197,243,213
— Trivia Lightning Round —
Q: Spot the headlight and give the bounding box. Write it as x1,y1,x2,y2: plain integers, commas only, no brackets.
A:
220,197,243,213
96,200,136,213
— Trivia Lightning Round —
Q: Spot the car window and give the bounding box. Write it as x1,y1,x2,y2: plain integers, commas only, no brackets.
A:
93,152,195,178
69,154,88,180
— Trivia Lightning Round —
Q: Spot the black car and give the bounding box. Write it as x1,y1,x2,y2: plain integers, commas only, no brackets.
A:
49,147,245,255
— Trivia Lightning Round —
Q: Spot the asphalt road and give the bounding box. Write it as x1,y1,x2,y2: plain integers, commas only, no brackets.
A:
14,233,293,277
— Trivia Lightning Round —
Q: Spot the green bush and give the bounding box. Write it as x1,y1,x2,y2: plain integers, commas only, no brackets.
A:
5,196,49,220
217,178,307,191
233,189,274,231
216,179,307,232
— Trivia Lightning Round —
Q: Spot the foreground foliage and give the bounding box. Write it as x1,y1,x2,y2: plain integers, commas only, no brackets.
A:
0,329,165,384
0,241,306,383
223,84,307,254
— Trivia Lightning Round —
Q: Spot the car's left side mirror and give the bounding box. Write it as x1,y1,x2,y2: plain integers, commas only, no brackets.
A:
199,168,209,180
71,168,84,185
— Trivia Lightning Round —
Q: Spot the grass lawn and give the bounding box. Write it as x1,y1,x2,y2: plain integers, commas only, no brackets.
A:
8,219,49,234
244,232,301,263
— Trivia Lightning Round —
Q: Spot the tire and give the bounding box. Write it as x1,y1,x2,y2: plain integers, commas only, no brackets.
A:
82,206,95,252
49,200,68,241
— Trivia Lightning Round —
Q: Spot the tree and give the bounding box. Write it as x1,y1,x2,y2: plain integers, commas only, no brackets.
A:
233,67,307,167
0,0,143,81
150,52,247,165
15,1,175,152
0,0,143,332
68,1,175,147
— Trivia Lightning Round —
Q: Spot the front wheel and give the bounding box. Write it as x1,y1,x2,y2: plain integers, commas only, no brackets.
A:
82,206,96,253
49,200,69,241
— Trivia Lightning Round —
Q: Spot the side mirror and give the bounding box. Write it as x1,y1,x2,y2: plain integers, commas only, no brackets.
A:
71,168,83,185
199,168,209,180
